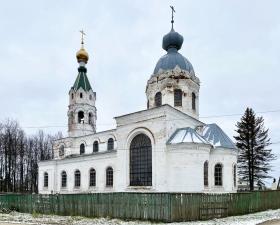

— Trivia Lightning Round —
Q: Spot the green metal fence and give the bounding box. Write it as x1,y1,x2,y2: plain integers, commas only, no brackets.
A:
0,191,280,222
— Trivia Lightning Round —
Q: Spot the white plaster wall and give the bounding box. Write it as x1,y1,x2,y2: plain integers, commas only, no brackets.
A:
166,144,210,192
39,152,117,194
39,105,237,194
53,129,117,159
146,67,200,119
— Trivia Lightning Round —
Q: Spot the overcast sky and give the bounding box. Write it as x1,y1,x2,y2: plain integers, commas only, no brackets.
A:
0,0,279,182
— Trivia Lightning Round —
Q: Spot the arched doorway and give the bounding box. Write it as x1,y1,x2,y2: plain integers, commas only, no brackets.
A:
129,133,152,186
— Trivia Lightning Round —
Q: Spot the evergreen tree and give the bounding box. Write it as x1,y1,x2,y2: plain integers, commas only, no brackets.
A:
234,108,276,191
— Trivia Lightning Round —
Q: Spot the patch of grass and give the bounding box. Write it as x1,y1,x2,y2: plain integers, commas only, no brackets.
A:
32,211,41,218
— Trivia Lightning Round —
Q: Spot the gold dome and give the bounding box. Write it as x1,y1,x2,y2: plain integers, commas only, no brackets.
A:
76,47,89,63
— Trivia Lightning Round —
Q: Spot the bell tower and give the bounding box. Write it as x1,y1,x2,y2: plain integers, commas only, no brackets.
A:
68,31,97,137
146,7,200,119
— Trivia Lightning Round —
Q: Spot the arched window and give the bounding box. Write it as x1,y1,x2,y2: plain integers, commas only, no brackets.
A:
192,92,196,110
107,138,114,151
78,111,84,123
80,92,83,98
106,167,113,187
155,92,162,107
233,164,237,187
93,141,99,152
89,94,92,100
89,168,96,187
204,161,209,186
174,89,182,106
130,134,152,186
43,172,48,187
214,163,223,186
80,143,85,155
88,113,93,124
74,170,81,187
71,93,74,99
61,171,67,188
147,100,149,109
59,145,65,157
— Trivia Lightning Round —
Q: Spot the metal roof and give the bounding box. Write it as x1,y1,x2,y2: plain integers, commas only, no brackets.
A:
167,127,210,145
200,123,237,149
167,124,237,149
153,28,195,75
72,66,92,92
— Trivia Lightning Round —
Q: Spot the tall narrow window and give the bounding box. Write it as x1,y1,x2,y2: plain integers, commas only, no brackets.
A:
88,113,93,124
106,167,113,187
74,170,81,187
80,92,83,98
89,168,96,187
174,89,182,106
107,138,114,151
214,163,223,186
59,145,65,157
80,143,85,154
155,92,162,107
61,171,67,188
71,93,74,99
93,141,99,152
192,92,196,110
130,134,152,186
78,111,84,123
43,172,48,188
233,164,237,187
204,161,209,186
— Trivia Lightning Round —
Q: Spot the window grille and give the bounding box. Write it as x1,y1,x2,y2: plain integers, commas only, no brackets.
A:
215,164,223,186
174,89,182,106
204,161,209,186
89,169,96,187
106,167,113,187
74,170,81,187
61,171,67,187
129,134,152,186
43,172,48,187
107,138,114,151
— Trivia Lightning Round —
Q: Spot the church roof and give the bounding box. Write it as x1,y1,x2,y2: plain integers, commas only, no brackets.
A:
168,127,210,145
199,123,237,149
168,124,237,149
72,66,92,92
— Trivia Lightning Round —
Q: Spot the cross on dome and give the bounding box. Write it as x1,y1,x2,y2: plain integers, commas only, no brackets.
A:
170,5,175,29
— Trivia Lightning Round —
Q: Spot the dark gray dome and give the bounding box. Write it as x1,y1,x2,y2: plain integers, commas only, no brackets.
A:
162,29,183,51
153,48,195,74
153,29,195,75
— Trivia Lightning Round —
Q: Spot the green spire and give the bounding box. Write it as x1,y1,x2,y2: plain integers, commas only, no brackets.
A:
72,67,92,92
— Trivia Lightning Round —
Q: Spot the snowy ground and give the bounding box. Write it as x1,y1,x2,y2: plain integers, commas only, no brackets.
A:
0,209,280,225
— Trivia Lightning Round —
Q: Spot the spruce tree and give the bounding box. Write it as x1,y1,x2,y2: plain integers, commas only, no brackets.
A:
234,108,276,191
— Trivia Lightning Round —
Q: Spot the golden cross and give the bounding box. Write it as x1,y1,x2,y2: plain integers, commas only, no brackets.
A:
80,30,86,45
170,6,175,29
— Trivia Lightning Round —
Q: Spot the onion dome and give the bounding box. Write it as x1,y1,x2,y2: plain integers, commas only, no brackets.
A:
162,28,183,51
153,28,195,75
76,47,89,64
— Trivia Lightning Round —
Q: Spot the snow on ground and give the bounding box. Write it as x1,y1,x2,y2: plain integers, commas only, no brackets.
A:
0,209,280,225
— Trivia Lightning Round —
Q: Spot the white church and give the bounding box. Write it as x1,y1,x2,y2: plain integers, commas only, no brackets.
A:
38,17,238,194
